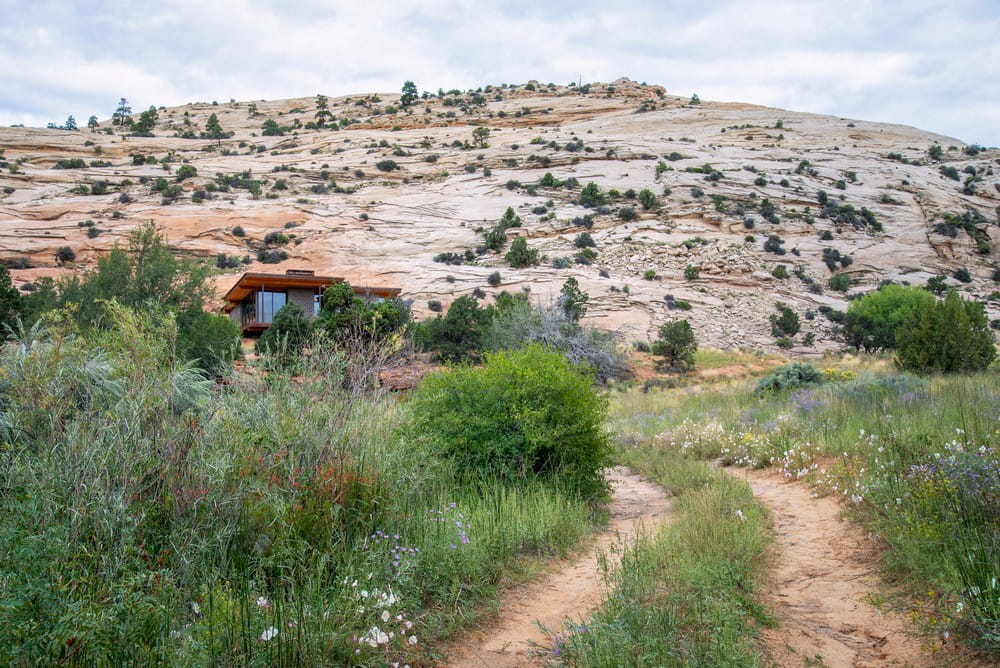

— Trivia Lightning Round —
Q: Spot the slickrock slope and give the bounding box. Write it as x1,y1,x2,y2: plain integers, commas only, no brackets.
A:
1,78,997,349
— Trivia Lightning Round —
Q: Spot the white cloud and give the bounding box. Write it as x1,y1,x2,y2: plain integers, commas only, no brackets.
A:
0,0,996,144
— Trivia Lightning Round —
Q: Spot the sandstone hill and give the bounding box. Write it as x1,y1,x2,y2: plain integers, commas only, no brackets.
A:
1,78,997,351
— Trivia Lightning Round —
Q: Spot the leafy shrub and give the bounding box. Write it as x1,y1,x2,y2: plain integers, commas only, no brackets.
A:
375,159,400,172
231,225,246,237
843,285,934,352
409,344,610,499
55,246,76,263
771,265,789,279
754,362,823,394
487,271,502,287
574,232,596,249
683,264,700,281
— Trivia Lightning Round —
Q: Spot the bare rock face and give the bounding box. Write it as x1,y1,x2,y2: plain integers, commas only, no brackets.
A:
1,79,997,350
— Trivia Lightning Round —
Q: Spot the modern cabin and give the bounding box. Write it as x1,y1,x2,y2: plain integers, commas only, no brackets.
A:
222,269,402,334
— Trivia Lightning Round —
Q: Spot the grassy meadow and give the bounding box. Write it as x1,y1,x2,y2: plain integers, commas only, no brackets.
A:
591,361,1000,661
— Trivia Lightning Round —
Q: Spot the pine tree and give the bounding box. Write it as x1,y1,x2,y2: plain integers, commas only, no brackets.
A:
63,115,77,131
203,113,227,144
87,115,99,131
112,98,132,138
400,80,418,107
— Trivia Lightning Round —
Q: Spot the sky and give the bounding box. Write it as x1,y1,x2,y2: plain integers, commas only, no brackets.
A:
1,0,997,145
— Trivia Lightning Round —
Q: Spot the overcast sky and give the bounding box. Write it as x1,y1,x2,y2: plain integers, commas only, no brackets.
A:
1,0,997,145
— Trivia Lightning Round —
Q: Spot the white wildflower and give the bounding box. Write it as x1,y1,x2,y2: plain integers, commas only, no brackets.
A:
381,610,390,623
260,626,278,641
409,635,418,645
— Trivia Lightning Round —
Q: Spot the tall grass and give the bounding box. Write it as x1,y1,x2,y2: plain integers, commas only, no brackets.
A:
554,457,770,666
0,308,598,665
610,368,1000,653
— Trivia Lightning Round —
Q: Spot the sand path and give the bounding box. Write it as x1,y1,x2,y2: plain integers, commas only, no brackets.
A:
738,469,952,667
443,467,673,667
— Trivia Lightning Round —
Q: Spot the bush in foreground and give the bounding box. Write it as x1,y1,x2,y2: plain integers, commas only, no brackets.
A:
409,344,611,500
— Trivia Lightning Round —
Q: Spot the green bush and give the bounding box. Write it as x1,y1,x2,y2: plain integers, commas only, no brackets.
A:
176,311,241,377
505,237,539,268
896,291,996,373
754,362,823,394
257,302,312,365
844,285,935,352
683,264,700,281
829,272,851,292
409,344,610,499
770,302,800,338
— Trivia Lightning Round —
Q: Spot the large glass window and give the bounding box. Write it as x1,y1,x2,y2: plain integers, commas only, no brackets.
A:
256,290,286,324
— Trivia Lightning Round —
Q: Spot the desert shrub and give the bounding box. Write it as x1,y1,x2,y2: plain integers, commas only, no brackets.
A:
683,264,700,281
618,206,637,221
55,246,76,263
480,297,627,383
409,344,610,499
771,265,789,279
763,235,785,255
578,182,604,208
375,159,399,172
896,291,996,373
487,271,502,287
256,248,288,264
231,225,246,237
263,231,289,246
652,319,697,371
175,164,197,181
415,295,490,362
54,158,87,169
574,232,596,249
770,302,799,338
829,272,851,292
428,300,442,312
754,362,822,394
505,237,539,268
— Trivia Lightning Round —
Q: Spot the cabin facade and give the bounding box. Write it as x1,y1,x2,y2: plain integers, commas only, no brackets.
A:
222,269,402,334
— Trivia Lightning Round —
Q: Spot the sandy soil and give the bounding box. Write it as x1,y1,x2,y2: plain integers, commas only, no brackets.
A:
737,469,977,667
442,467,672,668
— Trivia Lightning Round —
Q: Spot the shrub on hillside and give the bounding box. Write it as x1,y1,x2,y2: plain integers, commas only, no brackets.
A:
408,344,611,499
505,237,539,268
